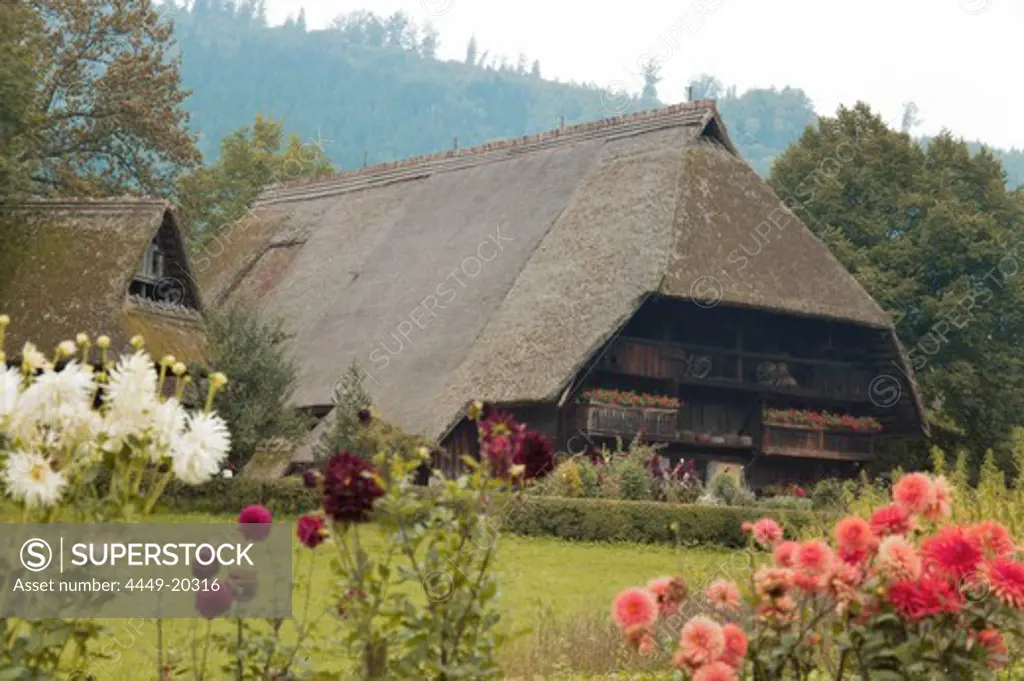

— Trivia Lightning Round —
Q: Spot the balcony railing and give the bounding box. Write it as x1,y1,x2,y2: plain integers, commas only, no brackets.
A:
575,402,680,441
762,423,875,461
599,338,874,402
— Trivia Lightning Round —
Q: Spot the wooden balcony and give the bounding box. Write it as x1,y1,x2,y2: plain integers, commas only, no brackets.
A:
573,403,755,449
575,402,680,441
762,423,875,462
598,337,875,404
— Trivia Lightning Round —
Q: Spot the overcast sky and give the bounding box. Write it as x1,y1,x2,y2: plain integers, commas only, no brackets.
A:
258,0,1021,149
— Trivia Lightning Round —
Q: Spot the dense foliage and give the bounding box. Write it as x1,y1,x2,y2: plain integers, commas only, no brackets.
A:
176,114,332,245
770,104,1024,470
23,0,200,196
197,306,310,470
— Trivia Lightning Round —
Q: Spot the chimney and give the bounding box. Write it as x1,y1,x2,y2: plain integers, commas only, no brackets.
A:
686,85,694,102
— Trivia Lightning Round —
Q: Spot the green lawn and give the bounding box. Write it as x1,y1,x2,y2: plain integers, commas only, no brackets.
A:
43,514,737,679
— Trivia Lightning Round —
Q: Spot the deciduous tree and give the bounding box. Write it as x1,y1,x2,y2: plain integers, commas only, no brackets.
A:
25,0,200,196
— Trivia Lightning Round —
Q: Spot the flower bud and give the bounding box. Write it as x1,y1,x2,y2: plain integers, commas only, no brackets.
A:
210,372,228,389
0,314,9,326
96,335,111,349
172,361,187,376
130,335,145,349
75,333,89,345
161,354,176,366
57,340,76,357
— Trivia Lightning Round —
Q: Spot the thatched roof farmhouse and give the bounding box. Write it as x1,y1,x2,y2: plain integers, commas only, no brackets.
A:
0,199,205,362
199,101,926,485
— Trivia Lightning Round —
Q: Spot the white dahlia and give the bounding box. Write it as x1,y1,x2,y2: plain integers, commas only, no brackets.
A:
21,342,51,373
171,412,230,484
0,366,21,421
104,350,158,413
2,451,67,507
150,397,187,460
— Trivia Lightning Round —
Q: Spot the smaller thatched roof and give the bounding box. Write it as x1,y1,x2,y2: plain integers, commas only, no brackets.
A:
0,198,206,362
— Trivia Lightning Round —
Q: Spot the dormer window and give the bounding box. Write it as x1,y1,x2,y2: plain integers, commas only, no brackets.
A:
128,223,197,309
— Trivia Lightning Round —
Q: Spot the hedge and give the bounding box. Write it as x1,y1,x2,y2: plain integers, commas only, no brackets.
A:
498,495,826,547
160,477,318,516
160,479,827,548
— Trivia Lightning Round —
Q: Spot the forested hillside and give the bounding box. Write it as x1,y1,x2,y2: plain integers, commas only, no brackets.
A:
168,2,1024,185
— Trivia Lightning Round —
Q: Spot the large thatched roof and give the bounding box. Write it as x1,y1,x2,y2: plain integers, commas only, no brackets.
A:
197,101,923,441
0,199,205,361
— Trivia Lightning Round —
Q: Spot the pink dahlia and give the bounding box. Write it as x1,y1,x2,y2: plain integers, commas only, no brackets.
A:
753,566,794,601
237,504,272,541
752,517,783,548
646,576,688,617
796,540,834,576
706,579,741,612
984,559,1024,608
773,540,798,568
679,616,725,666
876,535,922,582
719,623,748,667
923,475,953,521
611,588,658,630
892,473,935,514
870,504,914,537
693,661,738,681
969,521,1015,558
921,525,983,582
833,516,876,555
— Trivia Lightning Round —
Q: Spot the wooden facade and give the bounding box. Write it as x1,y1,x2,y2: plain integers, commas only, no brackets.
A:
443,297,913,489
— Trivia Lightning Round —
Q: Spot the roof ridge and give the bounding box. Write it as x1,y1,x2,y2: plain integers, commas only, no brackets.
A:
256,100,718,205
2,198,170,213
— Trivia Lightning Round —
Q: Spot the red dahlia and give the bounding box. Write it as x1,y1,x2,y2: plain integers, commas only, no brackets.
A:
921,525,983,582
297,513,328,549
870,504,914,537
984,559,1024,609
887,574,963,621
321,451,384,523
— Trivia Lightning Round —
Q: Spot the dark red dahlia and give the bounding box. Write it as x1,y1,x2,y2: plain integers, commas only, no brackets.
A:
322,451,384,523
192,544,219,579
302,469,320,489
227,569,258,602
237,504,273,541
297,513,328,549
195,584,234,618
479,411,525,477
514,431,555,479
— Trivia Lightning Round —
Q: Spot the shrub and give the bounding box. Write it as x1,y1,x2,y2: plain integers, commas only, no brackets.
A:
663,478,704,505
316,362,373,460
577,459,601,498
161,477,317,515
617,460,651,500
501,496,823,547
758,495,812,511
198,306,310,470
810,477,845,510
551,459,584,498
705,468,756,506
